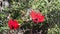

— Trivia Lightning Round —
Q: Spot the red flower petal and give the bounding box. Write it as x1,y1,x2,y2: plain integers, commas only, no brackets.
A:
8,19,14,29
8,19,19,30
30,10,37,19
30,10,44,23
13,19,19,29
36,13,44,22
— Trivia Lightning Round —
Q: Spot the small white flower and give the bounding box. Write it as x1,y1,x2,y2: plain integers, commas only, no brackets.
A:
3,1,9,7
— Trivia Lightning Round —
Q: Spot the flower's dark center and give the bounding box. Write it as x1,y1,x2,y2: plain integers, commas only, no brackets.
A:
35,18,38,21
11,25,14,29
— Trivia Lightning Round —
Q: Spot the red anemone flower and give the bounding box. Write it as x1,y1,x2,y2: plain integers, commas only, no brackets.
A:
30,10,44,23
8,19,19,30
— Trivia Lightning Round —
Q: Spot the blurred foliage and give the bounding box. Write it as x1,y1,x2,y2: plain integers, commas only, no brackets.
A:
48,25,60,34
0,0,60,34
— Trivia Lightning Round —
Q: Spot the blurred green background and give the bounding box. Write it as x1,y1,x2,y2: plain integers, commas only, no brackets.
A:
0,0,60,34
